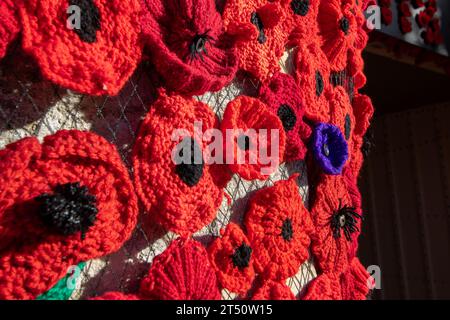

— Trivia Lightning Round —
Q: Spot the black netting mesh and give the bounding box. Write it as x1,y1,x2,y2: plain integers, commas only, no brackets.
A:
0,42,316,299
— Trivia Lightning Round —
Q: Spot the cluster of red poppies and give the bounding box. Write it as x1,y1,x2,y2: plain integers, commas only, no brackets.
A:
414,0,444,45
1,0,376,300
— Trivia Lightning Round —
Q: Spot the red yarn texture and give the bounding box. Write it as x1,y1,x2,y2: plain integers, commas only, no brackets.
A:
133,90,226,236
208,223,255,296
284,0,320,44
140,238,221,300
0,130,138,299
310,174,359,274
318,0,368,71
293,41,331,123
245,175,313,281
328,86,355,153
259,72,311,162
0,0,19,59
302,257,370,300
91,292,140,300
251,280,295,300
18,0,142,96
141,0,238,96
221,96,286,180
222,0,288,81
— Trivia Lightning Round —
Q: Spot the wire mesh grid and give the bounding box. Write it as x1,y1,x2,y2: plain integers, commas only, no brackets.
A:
0,42,316,299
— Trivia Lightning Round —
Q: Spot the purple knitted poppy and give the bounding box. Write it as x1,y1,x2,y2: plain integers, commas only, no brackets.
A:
311,123,348,175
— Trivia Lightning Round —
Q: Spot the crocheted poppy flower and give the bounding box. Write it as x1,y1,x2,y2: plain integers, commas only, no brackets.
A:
0,0,19,59
347,94,374,180
141,0,238,96
328,87,355,143
302,257,371,300
347,47,367,91
221,96,286,180
0,130,138,299
294,42,331,123
259,72,312,162
208,223,255,296
245,175,313,281
18,0,141,96
284,0,320,43
222,0,288,81
140,238,221,300
133,90,228,236
311,123,349,175
318,0,368,70
310,174,362,274
251,280,295,300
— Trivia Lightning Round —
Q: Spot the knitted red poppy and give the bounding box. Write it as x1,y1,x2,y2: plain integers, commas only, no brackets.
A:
293,41,331,123
343,167,363,259
0,130,138,299
251,280,295,300
141,0,238,96
208,223,255,296
302,257,370,300
139,238,221,300
0,0,19,59
318,0,368,71
259,72,312,162
133,90,227,236
222,0,288,81
347,48,367,91
18,0,141,96
347,94,374,180
284,0,320,44
328,87,355,151
245,175,313,281
310,174,361,274
221,96,286,180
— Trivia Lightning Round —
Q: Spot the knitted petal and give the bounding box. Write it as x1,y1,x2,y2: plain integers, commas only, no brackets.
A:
251,280,295,300
0,0,19,59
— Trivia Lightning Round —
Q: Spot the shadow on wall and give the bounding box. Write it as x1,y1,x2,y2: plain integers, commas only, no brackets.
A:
438,0,450,54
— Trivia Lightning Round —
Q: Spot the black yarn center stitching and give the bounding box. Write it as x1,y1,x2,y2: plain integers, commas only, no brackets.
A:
188,30,213,62
339,17,350,35
281,218,294,241
277,104,297,132
250,12,267,44
290,0,310,16
68,0,101,43
231,242,252,269
35,182,98,239
330,200,362,241
315,71,324,97
344,114,351,140
175,137,205,187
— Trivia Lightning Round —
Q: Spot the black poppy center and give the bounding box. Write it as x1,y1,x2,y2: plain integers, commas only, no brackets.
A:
36,182,98,239
281,218,294,242
339,17,350,35
330,200,362,241
251,12,267,44
231,243,252,269
290,0,310,16
344,114,351,140
175,137,204,187
68,0,101,43
315,71,324,97
189,31,212,62
237,134,251,151
277,104,297,132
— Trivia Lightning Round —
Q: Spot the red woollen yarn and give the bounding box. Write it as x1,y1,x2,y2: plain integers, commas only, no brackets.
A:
0,130,138,299
208,223,256,296
91,292,140,300
310,174,361,274
132,90,227,236
259,72,312,162
244,175,313,281
0,0,19,59
139,238,221,300
141,0,238,96
318,0,368,71
18,0,142,96
293,41,331,123
221,96,286,181
222,0,288,82
302,257,370,300
251,280,295,300
284,0,321,44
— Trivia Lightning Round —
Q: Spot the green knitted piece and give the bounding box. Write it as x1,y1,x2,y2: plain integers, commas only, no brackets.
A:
36,262,86,300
